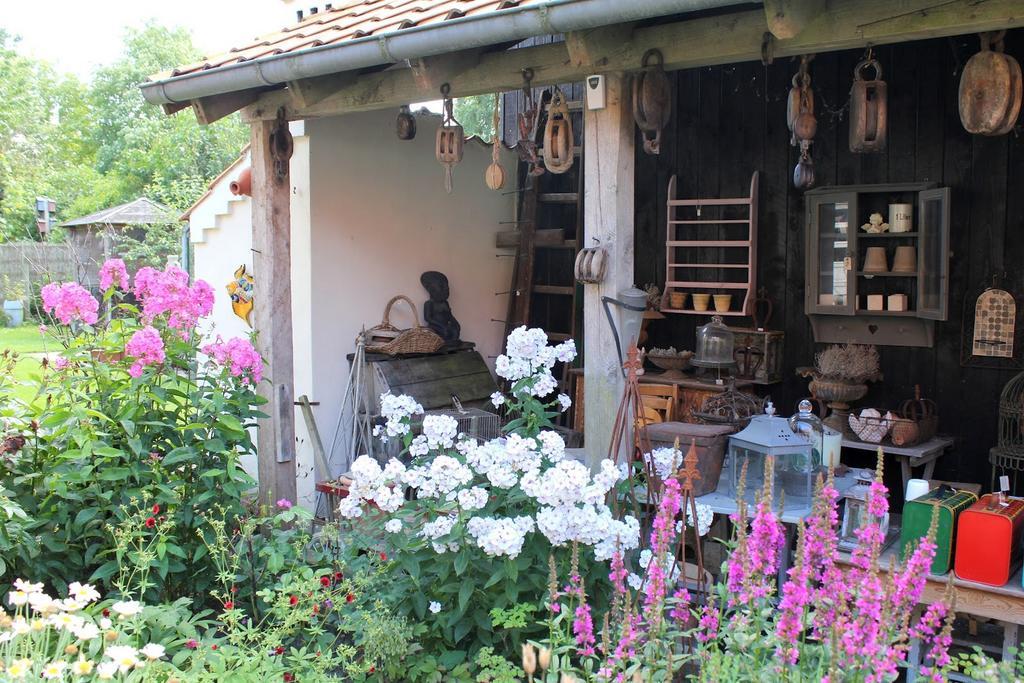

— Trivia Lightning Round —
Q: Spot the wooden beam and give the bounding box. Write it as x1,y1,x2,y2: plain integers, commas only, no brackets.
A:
582,72,634,464
161,100,190,116
193,88,263,125
409,49,482,92
763,0,826,39
250,117,298,507
240,0,1024,122
287,72,358,109
565,24,635,70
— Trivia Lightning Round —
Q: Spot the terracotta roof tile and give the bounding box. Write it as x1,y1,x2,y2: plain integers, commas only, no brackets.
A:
159,0,553,80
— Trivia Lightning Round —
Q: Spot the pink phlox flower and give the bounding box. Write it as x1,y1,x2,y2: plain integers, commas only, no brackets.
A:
695,604,719,643
125,326,166,378
668,587,690,625
202,336,263,385
40,282,99,326
99,259,130,291
276,498,293,510
52,356,70,371
912,603,952,682
133,265,213,331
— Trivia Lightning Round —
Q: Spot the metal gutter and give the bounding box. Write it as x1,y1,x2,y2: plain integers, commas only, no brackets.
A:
141,0,749,106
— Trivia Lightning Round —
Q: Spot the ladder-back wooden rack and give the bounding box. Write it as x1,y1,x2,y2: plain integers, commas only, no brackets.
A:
661,171,759,317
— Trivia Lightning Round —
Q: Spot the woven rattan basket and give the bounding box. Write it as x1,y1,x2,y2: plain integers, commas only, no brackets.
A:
365,295,444,356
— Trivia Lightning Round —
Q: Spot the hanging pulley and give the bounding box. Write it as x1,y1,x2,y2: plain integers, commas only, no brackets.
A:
788,56,817,190
485,93,506,190
543,86,574,174
435,83,464,193
516,68,545,177
396,104,416,140
849,53,888,153
633,49,671,155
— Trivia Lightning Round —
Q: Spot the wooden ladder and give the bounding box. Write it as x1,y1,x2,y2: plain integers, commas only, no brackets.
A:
502,96,584,346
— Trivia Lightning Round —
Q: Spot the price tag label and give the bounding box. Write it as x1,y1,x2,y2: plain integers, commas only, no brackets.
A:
1001,475,1010,492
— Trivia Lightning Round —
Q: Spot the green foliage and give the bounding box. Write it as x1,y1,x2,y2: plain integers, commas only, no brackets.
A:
454,95,499,141
0,24,247,242
0,297,258,603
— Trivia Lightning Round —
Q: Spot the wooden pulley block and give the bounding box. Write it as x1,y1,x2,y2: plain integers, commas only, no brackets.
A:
787,72,815,145
960,31,1022,136
574,246,607,284
436,84,463,193
543,87,574,174
396,105,416,140
633,49,672,155
849,58,888,153
485,94,506,191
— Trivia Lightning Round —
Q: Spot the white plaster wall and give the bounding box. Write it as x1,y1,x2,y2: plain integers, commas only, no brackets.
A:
306,109,515,477
189,125,315,505
191,112,514,509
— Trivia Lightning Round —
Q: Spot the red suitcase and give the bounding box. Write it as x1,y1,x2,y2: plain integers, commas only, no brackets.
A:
954,494,1024,586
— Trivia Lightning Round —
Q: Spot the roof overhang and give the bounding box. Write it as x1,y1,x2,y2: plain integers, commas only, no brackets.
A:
140,0,746,107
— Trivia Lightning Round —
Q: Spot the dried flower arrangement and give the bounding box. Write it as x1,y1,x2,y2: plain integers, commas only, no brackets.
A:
814,343,882,383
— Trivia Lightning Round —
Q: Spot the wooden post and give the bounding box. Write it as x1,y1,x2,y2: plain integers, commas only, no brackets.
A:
583,73,635,464
250,117,298,506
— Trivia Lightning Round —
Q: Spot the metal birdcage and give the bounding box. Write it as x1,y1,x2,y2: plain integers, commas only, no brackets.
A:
989,369,1024,491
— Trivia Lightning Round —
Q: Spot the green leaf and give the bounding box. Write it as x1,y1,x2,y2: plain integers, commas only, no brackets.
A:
454,549,469,576
90,560,119,583
458,580,473,616
439,650,467,670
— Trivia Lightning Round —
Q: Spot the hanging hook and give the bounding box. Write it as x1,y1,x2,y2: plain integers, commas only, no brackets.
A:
761,32,775,66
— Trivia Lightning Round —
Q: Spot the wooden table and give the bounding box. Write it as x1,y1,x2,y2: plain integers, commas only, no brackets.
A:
841,436,955,495
838,546,1024,681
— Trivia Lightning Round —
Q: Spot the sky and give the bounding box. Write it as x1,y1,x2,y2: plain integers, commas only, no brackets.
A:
3,0,295,78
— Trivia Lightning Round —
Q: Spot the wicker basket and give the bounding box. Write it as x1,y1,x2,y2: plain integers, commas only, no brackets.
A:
365,295,444,356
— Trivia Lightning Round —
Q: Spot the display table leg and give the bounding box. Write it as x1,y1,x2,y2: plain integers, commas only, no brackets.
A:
907,606,923,682
1001,621,1019,663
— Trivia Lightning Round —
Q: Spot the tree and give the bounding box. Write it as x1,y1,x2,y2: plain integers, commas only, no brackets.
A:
455,94,499,141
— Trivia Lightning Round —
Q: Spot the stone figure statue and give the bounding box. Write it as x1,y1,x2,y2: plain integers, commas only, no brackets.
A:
421,271,462,346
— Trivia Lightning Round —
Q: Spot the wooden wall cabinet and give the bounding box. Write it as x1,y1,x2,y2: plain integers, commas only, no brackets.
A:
805,183,950,347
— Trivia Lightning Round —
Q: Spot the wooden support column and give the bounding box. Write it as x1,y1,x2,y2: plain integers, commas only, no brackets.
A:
250,116,298,506
583,73,634,464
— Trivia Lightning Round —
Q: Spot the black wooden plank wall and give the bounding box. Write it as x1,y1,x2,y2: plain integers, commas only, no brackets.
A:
635,31,1024,489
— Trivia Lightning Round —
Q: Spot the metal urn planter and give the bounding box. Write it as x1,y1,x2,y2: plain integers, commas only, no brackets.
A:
800,370,870,436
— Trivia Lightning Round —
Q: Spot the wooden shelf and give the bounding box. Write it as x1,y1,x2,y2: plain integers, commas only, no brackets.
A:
858,232,919,238
663,173,759,317
660,308,748,316
856,271,918,277
855,309,918,317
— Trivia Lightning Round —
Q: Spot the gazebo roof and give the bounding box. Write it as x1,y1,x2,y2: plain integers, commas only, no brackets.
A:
60,198,177,228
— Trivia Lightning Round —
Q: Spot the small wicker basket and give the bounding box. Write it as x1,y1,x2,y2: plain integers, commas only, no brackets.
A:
365,295,444,356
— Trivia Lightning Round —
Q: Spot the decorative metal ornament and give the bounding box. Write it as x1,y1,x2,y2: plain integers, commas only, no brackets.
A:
632,49,672,155
270,107,294,185
226,264,254,327
435,83,464,194
849,55,888,153
693,381,765,428
542,86,574,174
396,105,417,140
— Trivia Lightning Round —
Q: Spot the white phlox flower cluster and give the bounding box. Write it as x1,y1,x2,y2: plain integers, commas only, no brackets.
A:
537,431,566,462
676,501,715,537
384,519,403,533
557,393,572,412
401,455,473,499
466,516,535,558
373,393,424,442
421,514,460,554
645,446,683,480
495,326,577,399
454,486,489,511
462,435,541,489
593,515,642,562
337,456,407,518
422,414,459,449
638,548,681,583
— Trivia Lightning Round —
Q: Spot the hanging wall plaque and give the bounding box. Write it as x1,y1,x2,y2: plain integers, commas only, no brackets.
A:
974,288,1016,358
961,280,1022,369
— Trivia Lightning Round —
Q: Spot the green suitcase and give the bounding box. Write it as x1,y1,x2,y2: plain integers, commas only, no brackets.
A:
900,487,978,575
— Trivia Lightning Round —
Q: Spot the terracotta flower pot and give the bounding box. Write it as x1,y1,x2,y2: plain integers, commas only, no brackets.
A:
668,292,687,310
230,168,252,196
713,294,732,312
692,293,711,312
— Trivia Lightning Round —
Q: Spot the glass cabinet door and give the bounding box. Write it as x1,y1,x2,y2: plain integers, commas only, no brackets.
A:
917,187,950,320
807,193,856,315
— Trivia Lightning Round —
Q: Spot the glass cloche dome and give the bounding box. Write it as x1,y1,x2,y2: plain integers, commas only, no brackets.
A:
692,315,736,369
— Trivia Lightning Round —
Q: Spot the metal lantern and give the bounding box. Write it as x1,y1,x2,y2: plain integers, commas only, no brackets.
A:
838,468,891,551
990,369,1024,490
727,401,817,503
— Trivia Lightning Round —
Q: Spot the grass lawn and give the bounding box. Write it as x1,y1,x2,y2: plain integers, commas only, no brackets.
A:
0,324,49,404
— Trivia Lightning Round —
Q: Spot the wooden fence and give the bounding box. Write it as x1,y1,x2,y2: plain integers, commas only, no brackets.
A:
0,242,88,305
